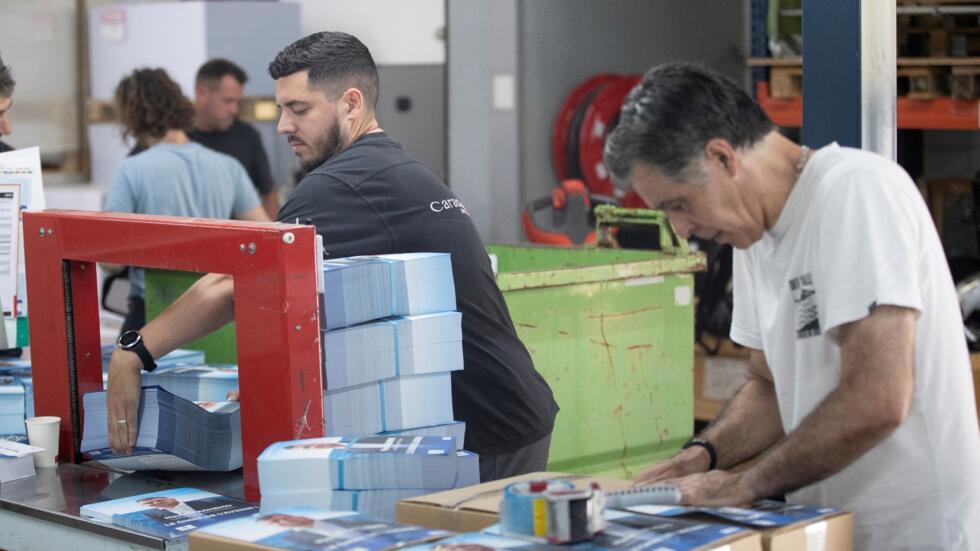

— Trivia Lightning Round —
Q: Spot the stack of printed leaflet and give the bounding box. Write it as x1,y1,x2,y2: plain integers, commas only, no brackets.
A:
320,252,462,437
79,487,258,541
323,312,463,389
0,376,25,435
100,345,205,371
190,506,451,550
0,360,34,429
81,386,241,471
320,253,456,331
141,364,239,402
258,436,479,521
324,371,458,436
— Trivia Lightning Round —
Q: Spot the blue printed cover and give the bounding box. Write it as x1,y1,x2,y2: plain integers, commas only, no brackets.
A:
627,499,839,527
405,532,556,549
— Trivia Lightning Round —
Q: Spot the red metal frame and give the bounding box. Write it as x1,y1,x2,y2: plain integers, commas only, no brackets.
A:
23,210,324,501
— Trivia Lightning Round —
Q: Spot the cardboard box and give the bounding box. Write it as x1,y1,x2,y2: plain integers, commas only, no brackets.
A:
395,471,633,532
761,511,852,551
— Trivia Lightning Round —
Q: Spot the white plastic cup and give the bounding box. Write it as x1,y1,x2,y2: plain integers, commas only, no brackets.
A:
25,416,61,468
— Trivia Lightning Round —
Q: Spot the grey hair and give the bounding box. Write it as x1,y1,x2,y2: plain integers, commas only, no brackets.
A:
604,62,773,187
0,54,14,97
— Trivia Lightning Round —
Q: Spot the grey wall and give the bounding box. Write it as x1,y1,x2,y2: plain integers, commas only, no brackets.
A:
519,0,746,205
448,0,521,243
376,65,447,182
449,0,746,244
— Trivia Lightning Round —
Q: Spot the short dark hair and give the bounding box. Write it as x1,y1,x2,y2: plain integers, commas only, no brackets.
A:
114,68,195,142
0,53,14,97
604,62,774,184
196,58,248,87
268,31,379,109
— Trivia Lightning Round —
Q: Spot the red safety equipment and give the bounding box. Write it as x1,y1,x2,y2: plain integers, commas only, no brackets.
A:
23,210,324,501
522,180,597,245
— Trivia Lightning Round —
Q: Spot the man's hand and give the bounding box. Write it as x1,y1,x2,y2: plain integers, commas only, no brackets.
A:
106,349,143,454
671,470,754,507
634,445,711,486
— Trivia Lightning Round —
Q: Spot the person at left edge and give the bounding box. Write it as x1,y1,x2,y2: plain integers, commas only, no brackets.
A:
0,52,16,153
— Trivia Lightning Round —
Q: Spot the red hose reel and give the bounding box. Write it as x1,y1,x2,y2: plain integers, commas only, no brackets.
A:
551,73,646,209
523,73,645,245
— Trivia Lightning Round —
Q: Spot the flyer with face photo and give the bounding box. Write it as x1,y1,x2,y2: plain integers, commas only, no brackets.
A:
193,506,450,550
79,487,258,540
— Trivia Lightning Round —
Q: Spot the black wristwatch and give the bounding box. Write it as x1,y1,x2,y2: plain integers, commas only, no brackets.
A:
117,330,157,372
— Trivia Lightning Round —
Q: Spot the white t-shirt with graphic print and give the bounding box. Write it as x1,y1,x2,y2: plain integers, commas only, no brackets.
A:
731,143,980,550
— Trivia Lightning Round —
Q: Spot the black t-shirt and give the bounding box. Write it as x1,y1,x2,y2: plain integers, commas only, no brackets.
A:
0,140,13,153
278,132,559,455
188,119,276,196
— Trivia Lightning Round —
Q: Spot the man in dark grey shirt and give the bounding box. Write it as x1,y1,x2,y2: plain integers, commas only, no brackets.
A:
190,59,279,218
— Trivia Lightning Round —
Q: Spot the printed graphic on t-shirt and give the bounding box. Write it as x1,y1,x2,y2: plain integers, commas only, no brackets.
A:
789,273,820,338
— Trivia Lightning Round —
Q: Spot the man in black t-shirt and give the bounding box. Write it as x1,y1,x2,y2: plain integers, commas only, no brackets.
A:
107,32,559,481
0,53,16,153
190,59,279,218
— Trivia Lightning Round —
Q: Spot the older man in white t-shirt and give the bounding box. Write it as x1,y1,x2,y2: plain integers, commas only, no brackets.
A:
604,62,980,550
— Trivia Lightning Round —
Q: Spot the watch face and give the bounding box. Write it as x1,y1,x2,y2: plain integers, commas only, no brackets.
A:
118,330,141,348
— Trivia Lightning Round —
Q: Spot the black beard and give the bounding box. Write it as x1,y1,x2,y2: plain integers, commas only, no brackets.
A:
299,122,342,172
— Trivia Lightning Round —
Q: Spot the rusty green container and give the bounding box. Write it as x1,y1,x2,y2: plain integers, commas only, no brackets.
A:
487,244,705,480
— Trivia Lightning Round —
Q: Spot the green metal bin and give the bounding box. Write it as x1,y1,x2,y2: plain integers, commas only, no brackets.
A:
486,244,705,480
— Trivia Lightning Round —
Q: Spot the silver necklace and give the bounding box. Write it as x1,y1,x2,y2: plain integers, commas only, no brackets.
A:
795,145,811,180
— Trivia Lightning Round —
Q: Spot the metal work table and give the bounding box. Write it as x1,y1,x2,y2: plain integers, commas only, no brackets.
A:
0,463,245,551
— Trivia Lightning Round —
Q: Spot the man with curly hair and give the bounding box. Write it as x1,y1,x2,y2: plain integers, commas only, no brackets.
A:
0,53,15,153
103,68,269,333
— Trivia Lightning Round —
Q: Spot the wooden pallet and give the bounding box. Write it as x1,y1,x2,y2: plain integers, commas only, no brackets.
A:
750,58,980,100
898,66,946,98
952,66,980,99
769,66,803,99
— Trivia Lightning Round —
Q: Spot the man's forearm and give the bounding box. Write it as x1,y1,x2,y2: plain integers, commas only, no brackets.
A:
262,193,280,220
141,273,235,359
701,377,785,469
739,382,899,500
739,306,914,500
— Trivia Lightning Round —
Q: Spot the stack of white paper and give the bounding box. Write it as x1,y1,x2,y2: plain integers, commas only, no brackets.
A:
323,312,462,390
258,437,479,521
0,376,25,435
259,488,431,521
324,372,456,436
376,421,466,451
0,361,31,431
260,436,459,491
81,386,241,471
0,438,43,483
321,253,456,331
141,365,238,402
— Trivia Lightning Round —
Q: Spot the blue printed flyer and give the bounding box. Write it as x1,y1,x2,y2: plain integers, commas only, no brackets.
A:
193,506,451,550
79,487,258,540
